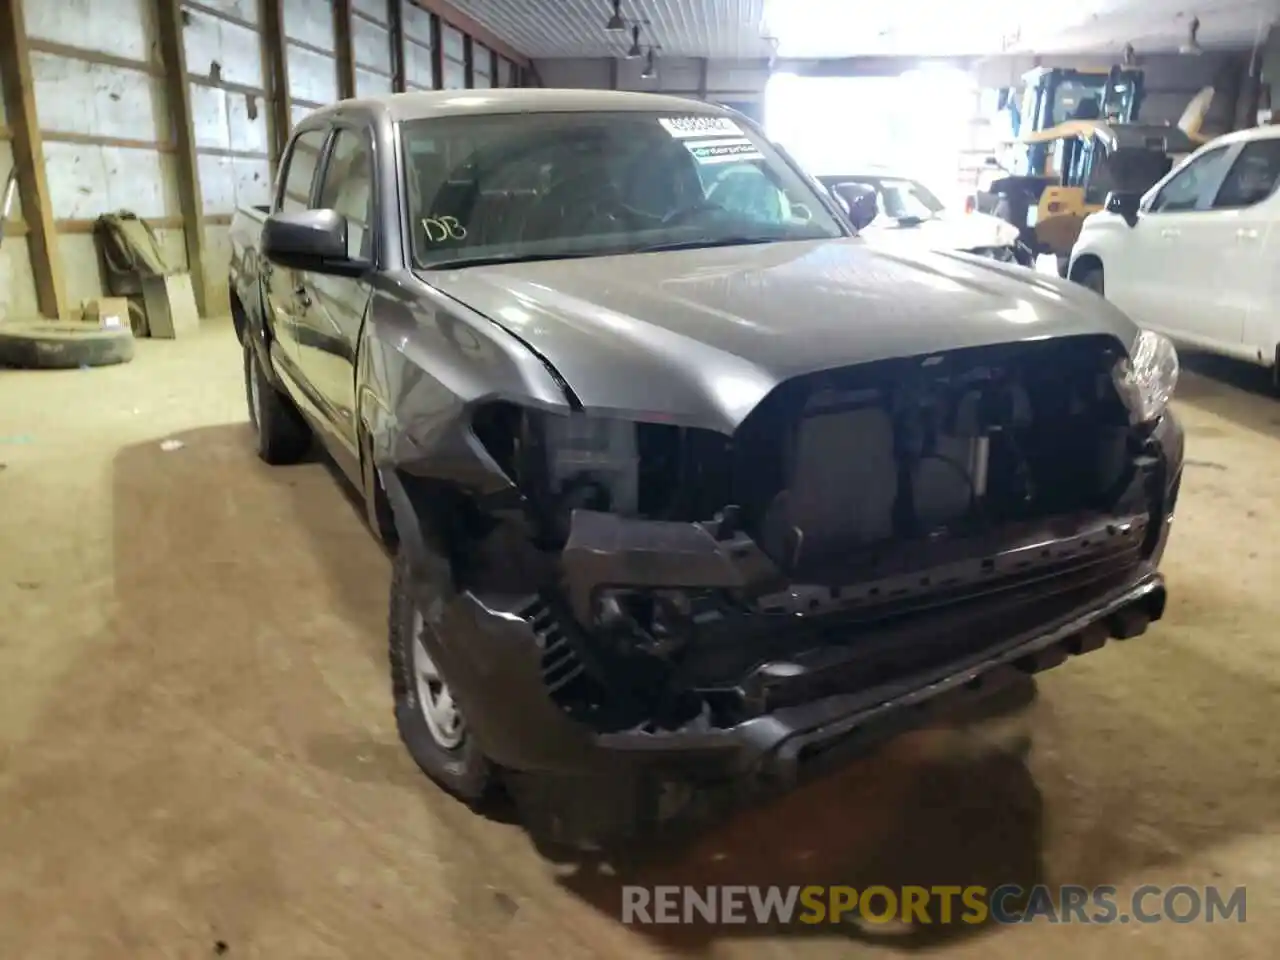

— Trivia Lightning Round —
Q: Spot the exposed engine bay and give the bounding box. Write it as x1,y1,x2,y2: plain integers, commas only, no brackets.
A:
461,334,1171,738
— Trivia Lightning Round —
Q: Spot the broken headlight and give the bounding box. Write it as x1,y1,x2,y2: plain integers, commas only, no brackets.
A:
1113,330,1179,423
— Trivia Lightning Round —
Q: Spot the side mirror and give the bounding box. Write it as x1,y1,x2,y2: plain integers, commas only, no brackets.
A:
832,182,878,232
1104,190,1142,228
262,208,369,276
983,156,1001,168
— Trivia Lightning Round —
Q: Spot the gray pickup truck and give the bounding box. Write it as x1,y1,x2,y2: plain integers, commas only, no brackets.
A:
229,89,1184,848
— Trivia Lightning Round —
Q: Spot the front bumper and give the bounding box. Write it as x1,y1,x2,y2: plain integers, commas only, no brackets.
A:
407,411,1183,843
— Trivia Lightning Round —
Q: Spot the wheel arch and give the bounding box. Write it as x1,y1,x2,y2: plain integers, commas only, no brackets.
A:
1069,252,1104,283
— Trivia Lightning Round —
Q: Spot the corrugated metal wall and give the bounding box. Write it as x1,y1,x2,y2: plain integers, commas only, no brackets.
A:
183,0,274,315
22,0,187,313
1,0,528,323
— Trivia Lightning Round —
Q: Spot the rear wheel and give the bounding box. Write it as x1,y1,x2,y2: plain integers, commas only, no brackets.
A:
244,336,310,464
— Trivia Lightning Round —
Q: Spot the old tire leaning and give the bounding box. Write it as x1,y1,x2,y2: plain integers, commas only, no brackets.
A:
0,321,135,369
388,548,493,802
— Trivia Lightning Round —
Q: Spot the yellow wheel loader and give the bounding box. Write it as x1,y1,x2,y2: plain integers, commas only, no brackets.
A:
972,75,1215,267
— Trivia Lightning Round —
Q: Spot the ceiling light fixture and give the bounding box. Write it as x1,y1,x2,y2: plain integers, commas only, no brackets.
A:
605,0,625,31
626,24,643,58
641,47,657,79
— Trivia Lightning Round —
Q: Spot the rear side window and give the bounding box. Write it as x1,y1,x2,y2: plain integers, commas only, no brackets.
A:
318,129,375,260
1148,145,1231,213
280,129,329,213
1211,139,1280,209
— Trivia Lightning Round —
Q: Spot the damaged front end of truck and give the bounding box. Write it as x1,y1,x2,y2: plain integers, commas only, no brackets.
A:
381,329,1183,848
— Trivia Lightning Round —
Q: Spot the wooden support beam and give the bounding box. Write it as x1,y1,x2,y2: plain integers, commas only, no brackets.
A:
0,0,67,318
260,0,291,172
489,48,499,87
462,35,473,88
388,0,406,92
430,13,443,89
333,0,356,100
153,0,209,316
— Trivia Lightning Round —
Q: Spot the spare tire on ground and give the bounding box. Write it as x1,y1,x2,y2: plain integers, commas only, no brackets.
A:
0,321,136,369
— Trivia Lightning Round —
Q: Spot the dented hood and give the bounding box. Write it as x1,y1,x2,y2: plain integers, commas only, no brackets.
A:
422,238,1137,434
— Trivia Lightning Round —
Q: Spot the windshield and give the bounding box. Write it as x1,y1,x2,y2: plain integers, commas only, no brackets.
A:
400,110,845,268
825,177,944,221
1047,75,1138,127
872,178,945,219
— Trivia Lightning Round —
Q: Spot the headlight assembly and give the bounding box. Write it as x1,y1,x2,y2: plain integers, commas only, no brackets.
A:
1113,330,1179,423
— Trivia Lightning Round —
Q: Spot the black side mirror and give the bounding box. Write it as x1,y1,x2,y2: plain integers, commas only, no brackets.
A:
832,182,878,232
262,208,369,277
1104,190,1142,228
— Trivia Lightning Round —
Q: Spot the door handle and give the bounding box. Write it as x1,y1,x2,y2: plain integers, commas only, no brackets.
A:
294,284,312,309
1159,228,1180,239
1236,227,1259,240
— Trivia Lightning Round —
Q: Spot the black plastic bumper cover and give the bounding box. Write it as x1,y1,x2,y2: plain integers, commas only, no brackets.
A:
428,566,1166,786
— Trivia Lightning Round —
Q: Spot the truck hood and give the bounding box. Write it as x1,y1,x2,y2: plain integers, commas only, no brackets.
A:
421,238,1137,434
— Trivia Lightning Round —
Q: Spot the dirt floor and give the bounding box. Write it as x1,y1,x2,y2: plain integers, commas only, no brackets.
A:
1,320,1277,959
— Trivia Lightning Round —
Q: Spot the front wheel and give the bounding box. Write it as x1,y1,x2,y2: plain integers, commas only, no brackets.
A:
388,548,493,801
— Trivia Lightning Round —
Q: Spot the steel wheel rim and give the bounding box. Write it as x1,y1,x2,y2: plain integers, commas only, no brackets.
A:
411,609,464,749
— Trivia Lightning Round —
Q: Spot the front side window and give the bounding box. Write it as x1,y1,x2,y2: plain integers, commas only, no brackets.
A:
1148,146,1232,213
401,111,845,268
1212,139,1280,209
318,129,374,260
280,129,329,213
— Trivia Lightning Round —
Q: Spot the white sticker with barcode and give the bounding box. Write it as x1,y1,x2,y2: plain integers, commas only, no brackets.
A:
659,116,744,139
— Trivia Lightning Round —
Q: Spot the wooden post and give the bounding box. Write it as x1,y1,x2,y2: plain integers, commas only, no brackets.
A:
0,0,67,319
333,0,356,99
462,35,473,88
388,0,406,92
153,0,208,316
261,0,292,171
429,13,443,89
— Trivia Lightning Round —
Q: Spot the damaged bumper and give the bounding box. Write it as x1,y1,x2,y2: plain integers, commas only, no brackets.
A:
413,411,1182,792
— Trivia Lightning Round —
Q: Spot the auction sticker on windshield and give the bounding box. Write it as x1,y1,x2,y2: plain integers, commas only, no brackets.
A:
683,138,765,165
659,116,744,139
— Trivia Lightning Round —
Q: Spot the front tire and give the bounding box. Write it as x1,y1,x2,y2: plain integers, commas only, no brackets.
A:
244,336,310,465
388,548,492,801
